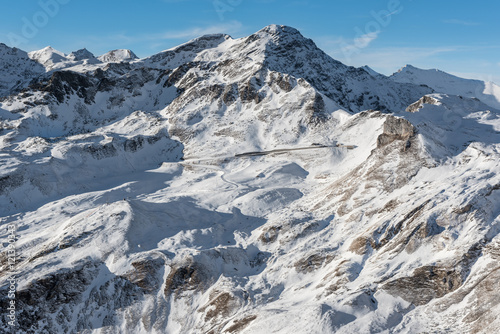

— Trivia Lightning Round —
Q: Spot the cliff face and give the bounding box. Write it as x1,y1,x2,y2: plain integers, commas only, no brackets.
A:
1,25,500,334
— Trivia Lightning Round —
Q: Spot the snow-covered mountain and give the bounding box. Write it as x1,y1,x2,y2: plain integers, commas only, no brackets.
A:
28,46,69,68
391,64,500,110
68,48,97,62
97,49,138,63
0,43,44,97
0,25,499,334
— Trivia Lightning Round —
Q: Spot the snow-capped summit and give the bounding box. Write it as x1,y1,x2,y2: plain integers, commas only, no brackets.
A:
28,46,68,67
68,48,96,61
97,49,138,63
258,24,302,36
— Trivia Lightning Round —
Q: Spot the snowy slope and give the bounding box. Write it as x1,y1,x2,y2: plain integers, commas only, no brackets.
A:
391,64,500,109
0,43,45,98
360,65,385,78
1,25,500,334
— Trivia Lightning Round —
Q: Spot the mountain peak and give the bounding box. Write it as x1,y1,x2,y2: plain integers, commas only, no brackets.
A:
97,49,138,63
28,46,67,65
258,24,301,36
39,45,64,54
361,65,384,77
396,64,419,73
68,48,96,61
0,43,28,57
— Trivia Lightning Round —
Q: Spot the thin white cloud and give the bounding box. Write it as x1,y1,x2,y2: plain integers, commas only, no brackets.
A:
443,19,480,26
338,31,380,55
354,31,379,48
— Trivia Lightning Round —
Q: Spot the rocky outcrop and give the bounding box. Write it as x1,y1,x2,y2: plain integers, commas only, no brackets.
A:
383,264,462,305
31,70,94,103
406,95,439,112
377,115,416,149
164,261,211,299
123,258,165,293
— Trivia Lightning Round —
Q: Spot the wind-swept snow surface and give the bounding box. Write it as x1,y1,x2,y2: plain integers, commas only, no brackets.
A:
1,25,499,334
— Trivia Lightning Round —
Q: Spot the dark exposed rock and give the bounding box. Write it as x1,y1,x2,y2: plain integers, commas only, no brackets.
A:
383,265,463,306
406,95,439,112
372,199,431,251
122,258,165,293
166,62,199,88
225,315,257,333
198,84,224,101
259,226,280,244
0,262,97,331
306,93,328,125
384,242,483,306
348,236,371,255
31,71,94,104
294,253,334,273
269,72,293,92
199,291,238,322
239,80,262,104
377,116,416,149
156,68,172,85
164,261,209,299
223,83,238,105
123,136,145,153
462,267,500,334
0,173,24,195
308,93,325,114
453,204,473,214
84,142,118,159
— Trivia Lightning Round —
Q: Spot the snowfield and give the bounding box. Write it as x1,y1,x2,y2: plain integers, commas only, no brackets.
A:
0,24,500,334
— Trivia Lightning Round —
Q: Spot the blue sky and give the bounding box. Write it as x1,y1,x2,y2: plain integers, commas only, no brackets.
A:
1,0,499,83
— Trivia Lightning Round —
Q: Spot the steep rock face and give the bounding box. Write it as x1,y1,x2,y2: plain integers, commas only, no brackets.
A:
377,116,415,148
31,70,94,103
